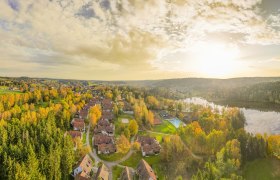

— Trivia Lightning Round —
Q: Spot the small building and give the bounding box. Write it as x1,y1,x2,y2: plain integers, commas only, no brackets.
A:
93,134,114,148
97,143,117,154
67,131,82,140
120,166,134,180
73,121,86,132
72,155,94,179
137,136,161,157
65,131,82,150
95,164,109,180
101,111,114,122
80,106,88,119
136,159,157,180
152,117,162,126
71,118,85,125
102,99,113,112
94,125,114,136
94,119,114,136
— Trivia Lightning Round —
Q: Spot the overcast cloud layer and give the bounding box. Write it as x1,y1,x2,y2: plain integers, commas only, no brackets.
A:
0,0,280,80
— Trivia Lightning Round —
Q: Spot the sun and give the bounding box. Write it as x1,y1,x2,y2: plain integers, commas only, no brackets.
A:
191,41,240,78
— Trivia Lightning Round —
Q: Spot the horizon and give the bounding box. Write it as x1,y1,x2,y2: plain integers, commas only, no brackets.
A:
2,75,280,82
1,0,280,80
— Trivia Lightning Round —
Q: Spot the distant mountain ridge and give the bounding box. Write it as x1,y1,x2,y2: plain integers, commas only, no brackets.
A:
121,77,280,91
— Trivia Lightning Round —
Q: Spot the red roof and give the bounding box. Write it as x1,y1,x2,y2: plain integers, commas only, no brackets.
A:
68,131,82,139
73,121,85,129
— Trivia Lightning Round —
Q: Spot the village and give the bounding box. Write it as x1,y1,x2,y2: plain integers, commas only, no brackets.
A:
67,88,168,180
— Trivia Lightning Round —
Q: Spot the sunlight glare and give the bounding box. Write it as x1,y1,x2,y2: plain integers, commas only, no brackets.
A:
191,41,240,78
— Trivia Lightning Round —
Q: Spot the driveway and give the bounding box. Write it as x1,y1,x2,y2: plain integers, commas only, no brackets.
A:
86,124,135,180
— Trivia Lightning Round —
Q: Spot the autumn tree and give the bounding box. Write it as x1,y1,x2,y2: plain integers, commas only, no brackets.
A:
128,120,138,136
116,135,130,154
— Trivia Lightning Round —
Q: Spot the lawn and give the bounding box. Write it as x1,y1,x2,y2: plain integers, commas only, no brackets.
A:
0,86,22,95
82,133,86,144
115,114,134,137
98,152,129,162
152,120,177,134
243,158,280,180
120,151,165,179
89,130,94,149
112,166,123,180
138,131,170,143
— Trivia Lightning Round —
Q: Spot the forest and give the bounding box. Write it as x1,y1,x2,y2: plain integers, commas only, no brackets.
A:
0,77,279,179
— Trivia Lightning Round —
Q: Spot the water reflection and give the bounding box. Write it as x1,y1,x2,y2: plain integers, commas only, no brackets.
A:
184,97,280,135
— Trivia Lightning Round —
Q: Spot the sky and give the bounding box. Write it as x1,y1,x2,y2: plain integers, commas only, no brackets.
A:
0,0,280,80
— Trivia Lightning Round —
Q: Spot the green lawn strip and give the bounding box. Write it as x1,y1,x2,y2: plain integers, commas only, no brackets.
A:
243,158,280,180
0,89,22,95
112,166,124,180
89,130,94,149
152,120,177,134
82,132,87,144
138,131,170,143
97,152,129,162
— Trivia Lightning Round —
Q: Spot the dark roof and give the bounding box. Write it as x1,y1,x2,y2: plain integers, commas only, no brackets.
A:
137,136,161,155
74,155,93,179
67,131,82,139
73,121,85,129
94,135,114,146
97,144,116,154
137,159,157,180
120,167,134,180
94,125,114,134
95,164,109,180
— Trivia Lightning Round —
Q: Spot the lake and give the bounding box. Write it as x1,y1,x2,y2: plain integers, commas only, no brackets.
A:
184,97,280,135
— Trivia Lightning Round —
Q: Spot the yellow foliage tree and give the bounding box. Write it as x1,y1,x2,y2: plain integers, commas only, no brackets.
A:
116,135,130,154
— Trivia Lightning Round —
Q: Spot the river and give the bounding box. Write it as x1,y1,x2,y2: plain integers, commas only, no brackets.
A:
184,97,280,135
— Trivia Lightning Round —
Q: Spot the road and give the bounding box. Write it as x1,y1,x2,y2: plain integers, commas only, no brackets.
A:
86,124,135,180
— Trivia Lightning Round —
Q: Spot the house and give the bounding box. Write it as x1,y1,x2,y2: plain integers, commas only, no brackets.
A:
101,111,114,122
66,131,82,149
136,159,157,180
72,155,94,180
71,118,85,125
95,164,109,180
80,109,88,119
137,136,161,157
152,117,162,125
94,125,114,136
94,119,114,136
97,143,117,154
67,131,82,140
73,121,86,132
120,167,134,180
123,102,134,114
159,111,172,119
93,134,114,148
102,99,113,111
74,113,82,119
97,119,110,127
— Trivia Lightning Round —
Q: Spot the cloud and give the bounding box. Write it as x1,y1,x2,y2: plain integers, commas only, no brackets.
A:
0,0,279,79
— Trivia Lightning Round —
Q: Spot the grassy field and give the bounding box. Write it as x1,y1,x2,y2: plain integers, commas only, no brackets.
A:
82,133,86,144
0,86,22,95
243,158,280,180
98,152,129,162
120,151,164,179
152,120,177,134
115,114,134,137
138,131,170,142
112,166,123,180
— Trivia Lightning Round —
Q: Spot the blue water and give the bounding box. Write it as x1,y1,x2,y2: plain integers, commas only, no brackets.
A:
169,118,184,128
